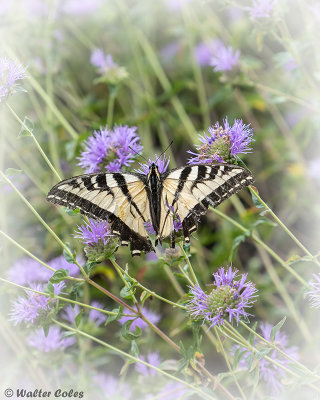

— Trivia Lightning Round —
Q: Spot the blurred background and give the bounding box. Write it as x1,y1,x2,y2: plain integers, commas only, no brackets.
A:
1,0,320,399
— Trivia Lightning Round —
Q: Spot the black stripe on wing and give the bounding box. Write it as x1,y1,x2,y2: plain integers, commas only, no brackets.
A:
46,173,153,256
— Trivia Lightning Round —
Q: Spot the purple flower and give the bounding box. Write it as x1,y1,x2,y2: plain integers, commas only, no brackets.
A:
27,326,75,352
194,39,223,67
9,283,64,325
90,49,117,72
135,352,161,376
186,266,257,328
144,221,156,236
92,374,131,399
248,0,275,19
75,218,111,245
235,323,298,394
306,273,320,308
155,382,189,399
7,255,81,286
0,57,27,102
210,44,240,72
118,308,161,331
188,117,254,164
135,155,170,175
166,201,182,232
61,301,107,326
78,125,143,173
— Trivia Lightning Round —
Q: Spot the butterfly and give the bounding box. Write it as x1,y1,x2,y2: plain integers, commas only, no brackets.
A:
47,162,254,256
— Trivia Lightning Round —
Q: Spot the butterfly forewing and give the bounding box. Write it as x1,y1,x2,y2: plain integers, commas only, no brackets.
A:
160,163,254,241
47,172,153,255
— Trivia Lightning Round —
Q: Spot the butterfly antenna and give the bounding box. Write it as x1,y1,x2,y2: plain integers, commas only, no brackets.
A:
236,156,249,169
129,146,148,163
155,140,173,163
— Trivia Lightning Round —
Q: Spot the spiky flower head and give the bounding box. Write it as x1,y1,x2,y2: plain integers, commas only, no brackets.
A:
249,0,275,19
61,301,107,326
78,124,143,173
0,57,27,103
135,155,170,175
74,218,117,262
9,283,64,326
186,266,257,328
234,323,298,394
27,326,75,352
306,273,320,308
90,48,128,85
188,118,254,165
210,44,240,72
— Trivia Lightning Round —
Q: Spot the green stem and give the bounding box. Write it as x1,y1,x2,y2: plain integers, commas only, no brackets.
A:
52,319,216,400
162,263,185,297
238,321,320,378
0,230,84,283
110,258,138,305
178,264,194,287
0,172,88,279
249,186,315,260
7,104,62,181
178,242,199,286
0,277,119,316
110,259,186,309
220,325,320,393
107,91,116,127
214,327,248,400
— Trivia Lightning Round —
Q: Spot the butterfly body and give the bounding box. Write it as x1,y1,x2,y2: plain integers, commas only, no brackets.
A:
47,163,254,256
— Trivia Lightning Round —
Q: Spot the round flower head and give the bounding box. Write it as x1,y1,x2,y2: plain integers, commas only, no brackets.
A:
74,218,117,261
78,124,143,173
0,57,27,103
188,117,254,164
186,266,257,328
306,273,320,308
27,326,75,352
210,44,240,72
135,155,170,175
90,48,128,84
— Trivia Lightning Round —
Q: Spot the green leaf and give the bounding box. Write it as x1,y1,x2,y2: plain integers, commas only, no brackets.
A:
64,207,80,216
230,232,250,260
120,283,136,299
105,307,123,326
121,320,142,340
233,347,248,369
251,191,265,209
63,243,76,264
130,340,139,358
75,310,83,328
84,261,98,275
49,268,69,284
270,317,286,342
256,348,272,360
5,168,22,176
44,282,55,299
18,117,33,138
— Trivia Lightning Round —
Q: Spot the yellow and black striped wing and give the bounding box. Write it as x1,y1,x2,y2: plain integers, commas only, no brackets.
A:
159,163,254,242
47,172,153,255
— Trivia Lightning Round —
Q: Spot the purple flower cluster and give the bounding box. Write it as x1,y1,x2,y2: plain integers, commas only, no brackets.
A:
136,155,170,175
248,0,275,19
188,117,254,164
235,323,298,394
0,57,27,102
186,266,257,328
90,49,117,72
210,44,240,72
75,218,111,246
135,352,161,376
166,201,182,232
9,282,64,325
78,125,143,173
118,308,161,332
194,39,223,67
27,326,75,352
307,273,320,308
7,255,80,286
61,301,107,326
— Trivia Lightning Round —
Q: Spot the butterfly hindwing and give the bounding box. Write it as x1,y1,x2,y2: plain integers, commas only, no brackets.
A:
47,172,153,255
160,163,254,242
